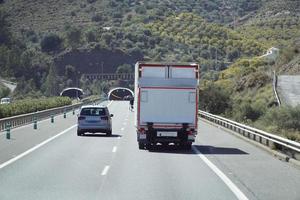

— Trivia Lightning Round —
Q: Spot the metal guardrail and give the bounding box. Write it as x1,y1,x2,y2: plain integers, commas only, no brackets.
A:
199,110,300,159
0,98,101,132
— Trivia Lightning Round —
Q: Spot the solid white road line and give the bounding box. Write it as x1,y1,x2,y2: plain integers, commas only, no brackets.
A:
112,146,117,153
107,101,113,107
101,165,110,176
192,146,249,200
0,125,77,170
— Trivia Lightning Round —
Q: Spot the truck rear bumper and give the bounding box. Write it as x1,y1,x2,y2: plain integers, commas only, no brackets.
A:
137,129,196,144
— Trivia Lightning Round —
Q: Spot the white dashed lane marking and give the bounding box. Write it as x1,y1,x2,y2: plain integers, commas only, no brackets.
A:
101,165,110,176
112,146,117,153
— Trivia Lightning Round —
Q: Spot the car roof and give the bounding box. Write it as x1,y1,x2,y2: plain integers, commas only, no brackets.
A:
81,105,107,109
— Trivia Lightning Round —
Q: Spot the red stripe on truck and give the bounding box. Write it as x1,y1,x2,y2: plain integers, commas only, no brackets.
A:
137,89,141,127
141,87,196,90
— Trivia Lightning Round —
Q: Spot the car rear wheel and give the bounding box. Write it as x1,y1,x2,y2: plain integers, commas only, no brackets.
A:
138,142,145,149
77,130,83,136
106,130,112,136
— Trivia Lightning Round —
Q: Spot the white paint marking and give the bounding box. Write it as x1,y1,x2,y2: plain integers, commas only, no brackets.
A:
107,101,113,107
117,136,121,140
112,146,117,153
121,127,125,131
0,125,77,169
192,146,249,200
101,165,110,176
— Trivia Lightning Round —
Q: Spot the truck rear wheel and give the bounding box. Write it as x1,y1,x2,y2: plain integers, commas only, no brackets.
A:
146,143,153,151
180,143,192,150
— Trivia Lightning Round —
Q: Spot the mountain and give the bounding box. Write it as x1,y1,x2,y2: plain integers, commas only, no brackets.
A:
0,0,300,98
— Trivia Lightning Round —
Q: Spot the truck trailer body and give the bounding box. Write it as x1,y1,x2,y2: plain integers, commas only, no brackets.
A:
134,62,199,150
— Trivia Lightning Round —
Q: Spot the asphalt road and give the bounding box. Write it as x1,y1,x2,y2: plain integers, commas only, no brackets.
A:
0,101,299,200
277,75,300,106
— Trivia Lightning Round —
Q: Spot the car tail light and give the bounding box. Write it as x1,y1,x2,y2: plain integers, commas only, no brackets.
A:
139,128,145,134
101,116,109,120
78,116,85,120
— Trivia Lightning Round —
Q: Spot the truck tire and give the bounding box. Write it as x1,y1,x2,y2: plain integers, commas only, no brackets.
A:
138,142,145,149
183,144,192,150
180,143,192,150
146,143,153,151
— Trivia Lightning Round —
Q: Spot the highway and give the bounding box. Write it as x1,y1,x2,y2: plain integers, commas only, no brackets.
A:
278,75,300,106
0,101,300,200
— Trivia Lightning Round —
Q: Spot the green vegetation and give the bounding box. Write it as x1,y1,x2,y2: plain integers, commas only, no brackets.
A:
0,97,72,119
1,0,300,140
0,83,10,99
255,106,300,142
200,42,300,141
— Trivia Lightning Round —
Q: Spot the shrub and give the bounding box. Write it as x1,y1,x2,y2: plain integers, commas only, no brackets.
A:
259,106,300,131
91,13,102,22
199,83,231,114
0,84,10,98
0,97,72,118
87,0,97,3
41,33,62,52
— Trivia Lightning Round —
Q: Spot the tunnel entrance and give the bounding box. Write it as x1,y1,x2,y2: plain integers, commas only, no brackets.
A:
60,87,84,99
108,87,134,100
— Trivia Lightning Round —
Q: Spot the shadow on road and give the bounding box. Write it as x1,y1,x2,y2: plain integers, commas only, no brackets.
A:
193,145,248,155
148,145,248,155
79,133,122,138
148,145,196,154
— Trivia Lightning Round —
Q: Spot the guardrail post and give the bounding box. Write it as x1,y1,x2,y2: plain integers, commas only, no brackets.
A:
6,122,11,139
72,108,75,115
51,114,54,123
64,108,66,119
33,116,37,129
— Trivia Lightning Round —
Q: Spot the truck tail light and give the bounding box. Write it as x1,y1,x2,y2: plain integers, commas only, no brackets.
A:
78,116,85,121
187,131,193,135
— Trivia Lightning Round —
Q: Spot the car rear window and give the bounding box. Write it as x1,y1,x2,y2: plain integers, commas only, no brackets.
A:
80,108,106,116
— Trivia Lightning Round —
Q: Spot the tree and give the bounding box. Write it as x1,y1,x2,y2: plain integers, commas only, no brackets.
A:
65,26,82,48
0,9,10,45
199,83,231,114
41,33,62,52
116,64,132,74
44,65,59,96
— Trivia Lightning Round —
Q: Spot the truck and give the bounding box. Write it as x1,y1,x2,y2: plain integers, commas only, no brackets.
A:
134,62,199,150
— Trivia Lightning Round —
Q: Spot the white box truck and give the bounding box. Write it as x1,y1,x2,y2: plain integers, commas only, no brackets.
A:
134,62,199,150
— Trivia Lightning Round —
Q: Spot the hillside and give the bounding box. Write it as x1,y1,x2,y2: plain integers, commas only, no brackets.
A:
2,0,262,35
0,0,300,99
237,0,300,46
